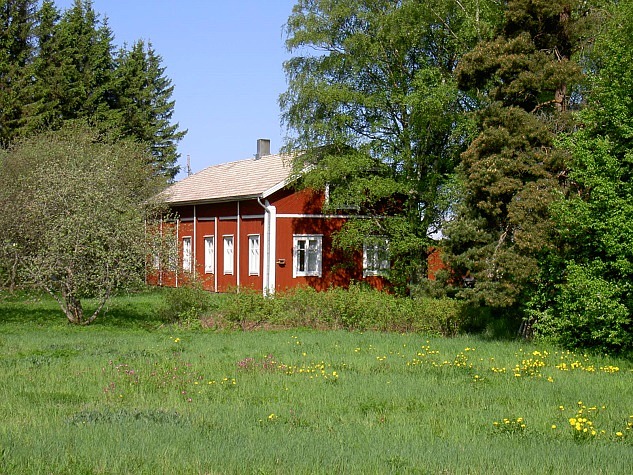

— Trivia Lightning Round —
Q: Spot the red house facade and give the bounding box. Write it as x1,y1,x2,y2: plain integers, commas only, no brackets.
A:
149,140,389,294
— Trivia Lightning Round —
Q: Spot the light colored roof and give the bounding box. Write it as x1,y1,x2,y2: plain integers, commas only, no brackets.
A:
159,153,295,205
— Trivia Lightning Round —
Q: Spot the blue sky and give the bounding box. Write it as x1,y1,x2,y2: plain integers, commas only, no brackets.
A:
54,0,297,179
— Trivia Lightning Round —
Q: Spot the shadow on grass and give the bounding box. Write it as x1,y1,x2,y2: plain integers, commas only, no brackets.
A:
0,290,165,329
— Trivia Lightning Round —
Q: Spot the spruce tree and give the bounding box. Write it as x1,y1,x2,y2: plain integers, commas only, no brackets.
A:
0,0,36,145
52,0,118,125
22,0,61,134
114,40,185,180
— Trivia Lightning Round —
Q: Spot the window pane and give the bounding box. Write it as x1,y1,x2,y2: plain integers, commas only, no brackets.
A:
223,236,234,275
307,239,318,272
204,237,214,274
182,237,192,272
294,235,322,277
298,240,306,272
363,240,389,276
249,235,260,275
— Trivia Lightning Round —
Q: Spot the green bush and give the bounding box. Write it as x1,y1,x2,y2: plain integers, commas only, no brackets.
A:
219,287,281,329
533,263,632,353
161,282,213,326
211,284,466,336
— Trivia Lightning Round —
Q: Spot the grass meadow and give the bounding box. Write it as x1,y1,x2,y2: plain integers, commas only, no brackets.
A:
1,290,633,474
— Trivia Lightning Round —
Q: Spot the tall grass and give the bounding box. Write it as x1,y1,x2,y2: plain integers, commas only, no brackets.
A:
1,291,632,474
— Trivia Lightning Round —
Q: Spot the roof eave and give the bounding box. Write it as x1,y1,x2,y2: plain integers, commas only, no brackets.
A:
164,193,263,207
261,164,314,199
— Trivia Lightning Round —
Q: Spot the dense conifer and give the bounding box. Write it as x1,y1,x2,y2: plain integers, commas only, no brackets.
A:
115,41,186,179
0,0,184,179
443,0,592,308
0,0,37,145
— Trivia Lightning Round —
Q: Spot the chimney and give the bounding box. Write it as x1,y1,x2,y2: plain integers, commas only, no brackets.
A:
255,138,271,160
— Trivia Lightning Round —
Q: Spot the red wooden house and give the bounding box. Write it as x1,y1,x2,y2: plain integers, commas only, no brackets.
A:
149,140,390,294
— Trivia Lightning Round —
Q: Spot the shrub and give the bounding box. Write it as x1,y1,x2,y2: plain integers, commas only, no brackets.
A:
533,263,632,353
161,282,213,325
219,287,281,330
211,283,466,336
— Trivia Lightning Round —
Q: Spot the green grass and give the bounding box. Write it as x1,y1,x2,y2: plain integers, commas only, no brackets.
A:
1,290,632,474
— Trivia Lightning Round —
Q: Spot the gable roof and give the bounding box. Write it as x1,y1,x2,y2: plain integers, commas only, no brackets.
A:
158,153,295,205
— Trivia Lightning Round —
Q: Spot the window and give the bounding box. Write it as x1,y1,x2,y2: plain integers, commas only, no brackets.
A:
152,250,160,270
167,244,178,271
182,237,192,273
204,236,214,274
293,235,322,277
223,235,234,275
248,234,260,276
363,239,389,277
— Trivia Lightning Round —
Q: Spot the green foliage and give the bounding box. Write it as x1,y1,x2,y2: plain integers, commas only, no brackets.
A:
0,124,166,324
534,263,631,352
212,284,465,336
282,0,503,291
0,0,185,180
443,0,597,309
1,299,633,473
531,0,633,353
160,282,213,326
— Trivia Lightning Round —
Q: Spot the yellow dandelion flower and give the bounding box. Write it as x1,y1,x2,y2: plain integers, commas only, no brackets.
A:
551,424,557,429
616,432,623,437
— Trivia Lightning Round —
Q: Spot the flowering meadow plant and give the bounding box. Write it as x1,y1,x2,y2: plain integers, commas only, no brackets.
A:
1,292,633,473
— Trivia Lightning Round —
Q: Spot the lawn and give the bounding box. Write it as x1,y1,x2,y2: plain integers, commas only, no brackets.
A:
1,291,632,474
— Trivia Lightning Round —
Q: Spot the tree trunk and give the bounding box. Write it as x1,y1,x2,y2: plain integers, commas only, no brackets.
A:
62,289,84,324
8,249,18,293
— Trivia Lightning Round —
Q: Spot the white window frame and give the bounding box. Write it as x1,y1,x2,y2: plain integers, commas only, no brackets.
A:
248,234,260,276
223,235,234,275
293,234,323,278
363,239,390,277
204,236,215,274
182,236,192,273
